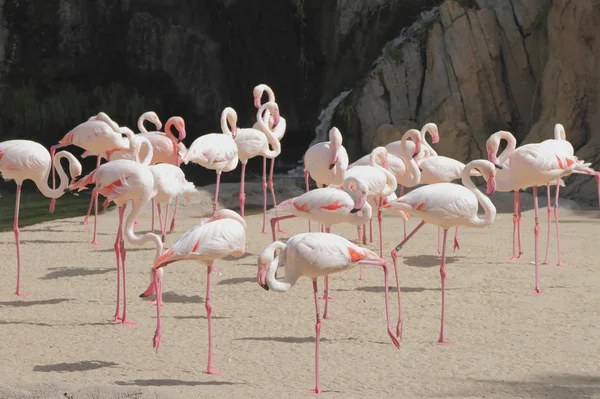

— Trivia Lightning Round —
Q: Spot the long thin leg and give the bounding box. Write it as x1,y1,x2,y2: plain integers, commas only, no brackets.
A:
399,186,407,239
261,158,269,234
270,215,296,242
378,197,384,257
306,280,322,395
362,223,367,244
162,203,170,245
391,220,426,337
269,158,286,233
239,162,247,217
304,170,311,232
322,275,334,320
206,263,221,375
437,226,441,255
542,184,552,264
453,227,460,252
553,183,567,267
157,203,164,242
119,204,136,326
516,190,523,257
84,196,93,229
369,217,373,243
50,147,57,213
439,228,450,344
169,196,178,233
213,172,221,215
113,205,124,322
151,199,155,233
527,186,541,295
510,190,524,260
14,185,29,297
90,156,102,246
152,268,163,352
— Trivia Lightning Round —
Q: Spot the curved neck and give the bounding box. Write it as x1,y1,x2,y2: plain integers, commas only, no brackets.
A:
265,242,293,292
137,138,154,166
37,151,79,198
461,163,496,227
399,134,421,186
164,120,179,155
220,113,233,137
265,87,275,103
492,131,517,164
555,124,566,141
138,116,149,134
350,203,372,225
257,108,281,157
123,199,163,261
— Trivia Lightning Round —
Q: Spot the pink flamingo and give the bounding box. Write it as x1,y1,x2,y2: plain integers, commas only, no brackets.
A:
253,84,287,231
488,143,593,293
350,128,422,240
149,209,246,375
303,127,349,231
0,140,82,296
383,159,500,343
269,176,372,316
149,163,197,244
183,108,239,215
51,111,137,246
70,137,163,325
385,122,439,163
344,147,397,264
234,101,282,231
256,233,400,394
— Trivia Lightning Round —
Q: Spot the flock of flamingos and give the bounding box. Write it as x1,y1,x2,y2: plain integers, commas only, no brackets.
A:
1,83,600,394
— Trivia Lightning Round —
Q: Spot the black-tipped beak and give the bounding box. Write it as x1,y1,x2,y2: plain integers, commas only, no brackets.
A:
494,164,503,169
139,292,149,298
412,153,419,159
260,283,269,291
328,163,335,170
350,208,360,214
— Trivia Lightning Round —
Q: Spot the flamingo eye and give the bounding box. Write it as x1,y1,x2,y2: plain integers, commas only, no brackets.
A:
349,182,355,190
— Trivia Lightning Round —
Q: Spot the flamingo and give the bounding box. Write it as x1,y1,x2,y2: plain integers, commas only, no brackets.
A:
253,84,287,232
148,209,246,375
70,137,163,325
256,233,400,394
149,163,197,244
350,128,422,240
0,140,82,296
385,122,439,163
234,101,282,231
303,127,349,231
183,107,239,215
51,111,135,246
487,142,593,293
383,159,500,343
344,146,397,264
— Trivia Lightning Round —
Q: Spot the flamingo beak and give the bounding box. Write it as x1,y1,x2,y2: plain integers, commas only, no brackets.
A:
351,193,366,213
179,128,187,141
257,265,268,290
487,149,499,165
413,141,422,159
231,126,237,138
254,96,261,109
273,112,280,127
494,164,503,169
486,176,497,195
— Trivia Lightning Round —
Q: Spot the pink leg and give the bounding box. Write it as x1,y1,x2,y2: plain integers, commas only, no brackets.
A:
152,268,163,352
261,158,269,234
132,200,141,227
239,162,247,217
13,185,29,297
306,280,322,395
437,226,441,255
453,227,460,252
542,184,552,264
362,224,367,245
356,226,362,243
213,172,221,215
269,158,287,233
84,196,93,229
206,263,221,375
162,203,170,245
369,217,373,243
510,191,524,260
322,275,334,320
270,215,296,242
119,204,136,326
391,220,426,337
553,183,567,267
516,191,523,257
399,186,407,239
439,228,450,344
169,197,178,233
113,206,124,322
151,199,155,233
526,186,541,295
157,203,165,242
378,197,384,258
90,156,102,245
304,170,311,232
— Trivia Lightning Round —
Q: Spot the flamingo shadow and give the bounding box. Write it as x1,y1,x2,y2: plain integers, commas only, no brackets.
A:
170,315,230,320
402,255,460,268
0,298,71,307
95,247,153,253
41,267,113,280
157,292,203,303
0,320,53,326
235,336,331,344
33,360,118,372
354,286,441,293
217,277,255,285
115,379,239,386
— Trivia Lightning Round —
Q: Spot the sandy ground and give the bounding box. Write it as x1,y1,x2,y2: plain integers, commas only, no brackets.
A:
1,180,600,398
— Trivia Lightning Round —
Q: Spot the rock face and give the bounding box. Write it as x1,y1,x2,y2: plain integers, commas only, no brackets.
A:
333,0,600,204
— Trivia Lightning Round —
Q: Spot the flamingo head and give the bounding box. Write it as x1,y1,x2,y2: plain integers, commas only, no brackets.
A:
412,136,422,159
171,116,186,141
486,176,497,195
257,262,268,290
344,177,368,213
425,123,440,144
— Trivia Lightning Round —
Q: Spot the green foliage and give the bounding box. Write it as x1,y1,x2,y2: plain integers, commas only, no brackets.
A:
1,81,160,141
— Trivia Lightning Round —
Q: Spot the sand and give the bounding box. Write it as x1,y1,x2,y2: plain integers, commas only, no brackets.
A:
1,180,600,399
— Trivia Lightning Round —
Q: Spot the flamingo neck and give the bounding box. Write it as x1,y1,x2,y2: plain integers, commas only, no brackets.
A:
461,162,496,227
256,108,281,157
138,117,149,134
137,138,154,166
37,151,79,199
554,124,566,141
220,113,234,137
265,242,294,292
164,120,180,156
124,199,164,261
398,137,421,186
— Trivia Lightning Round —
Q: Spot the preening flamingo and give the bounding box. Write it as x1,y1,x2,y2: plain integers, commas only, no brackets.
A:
70,137,163,325
385,122,439,163
383,159,500,343
183,107,239,215
256,233,400,394
350,128,422,240
344,146,397,263
489,141,594,293
234,101,282,232
0,140,82,296
51,111,135,246
149,163,197,244
253,84,287,232
148,209,246,375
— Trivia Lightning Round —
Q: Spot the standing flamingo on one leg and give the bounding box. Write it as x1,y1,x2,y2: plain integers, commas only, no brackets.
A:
70,137,163,325
253,84,287,233
183,108,239,215
256,233,400,394
234,101,281,229
149,209,246,375
383,160,500,342
0,140,82,296
303,127,349,231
